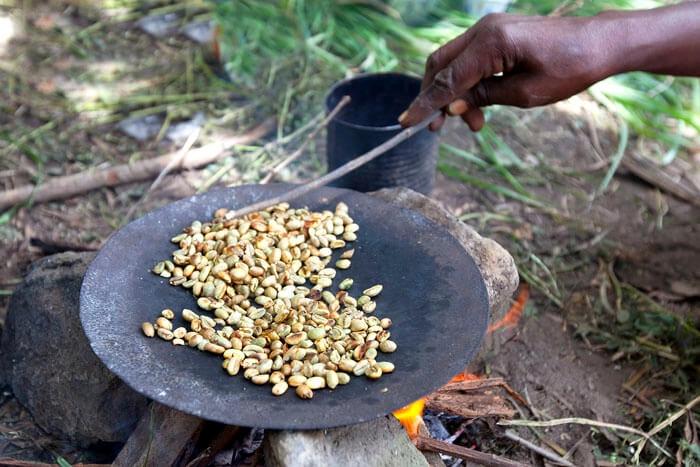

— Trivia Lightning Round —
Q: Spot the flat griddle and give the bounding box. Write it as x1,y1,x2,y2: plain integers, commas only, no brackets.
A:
79,184,488,430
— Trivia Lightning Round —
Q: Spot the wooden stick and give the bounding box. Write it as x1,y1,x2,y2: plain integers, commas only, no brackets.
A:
436,378,507,392
503,430,574,466
499,417,672,459
622,153,700,207
416,417,447,467
124,127,201,222
631,394,700,463
185,424,242,467
415,436,528,467
112,403,205,467
225,111,441,220
29,236,99,254
260,95,351,184
0,119,274,211
434,377,528,408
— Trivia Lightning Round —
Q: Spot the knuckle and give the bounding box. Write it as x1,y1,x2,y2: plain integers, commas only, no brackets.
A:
425,52,441,73
479,13,510,43
480,12,505,25
489,22,510,45
432,67,456,97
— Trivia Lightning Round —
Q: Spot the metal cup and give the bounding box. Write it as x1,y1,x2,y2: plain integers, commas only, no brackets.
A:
325,72,439,194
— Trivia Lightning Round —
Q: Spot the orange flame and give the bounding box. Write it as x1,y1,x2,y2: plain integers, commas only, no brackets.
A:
487,284,529,333
394,285,529,438
393,399,425,439
449,371,482,383
393,373,482,438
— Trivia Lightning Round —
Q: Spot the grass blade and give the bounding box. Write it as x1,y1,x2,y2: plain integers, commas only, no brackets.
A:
596,120,629,195
440,143,489,169
0,206,17,225
438,162,546,208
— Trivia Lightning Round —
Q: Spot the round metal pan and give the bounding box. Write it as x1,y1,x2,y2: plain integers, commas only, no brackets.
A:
80,184,488,430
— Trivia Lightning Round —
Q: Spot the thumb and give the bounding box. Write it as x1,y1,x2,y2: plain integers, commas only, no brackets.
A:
400,52,487,127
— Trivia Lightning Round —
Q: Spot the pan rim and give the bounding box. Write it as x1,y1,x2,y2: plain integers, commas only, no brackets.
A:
79,184,489,429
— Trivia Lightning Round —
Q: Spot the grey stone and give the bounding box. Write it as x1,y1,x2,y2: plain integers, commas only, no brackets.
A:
371,187,519,319
117,114,162,142
136,13,179,38
0,252,149,447
165,112,205,144
181,20,215,44
0,188,516,460
264,416,428,467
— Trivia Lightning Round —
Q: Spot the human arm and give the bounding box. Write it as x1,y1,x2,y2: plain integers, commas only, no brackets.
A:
399,2,700,131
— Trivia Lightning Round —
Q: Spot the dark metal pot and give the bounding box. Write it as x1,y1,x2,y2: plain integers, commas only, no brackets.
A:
325,73,439,194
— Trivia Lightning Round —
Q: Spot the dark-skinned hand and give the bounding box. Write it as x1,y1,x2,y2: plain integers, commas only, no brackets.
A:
399,3,700,131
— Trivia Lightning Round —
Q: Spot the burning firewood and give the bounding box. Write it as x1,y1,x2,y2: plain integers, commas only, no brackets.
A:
425,377,518,419
392,289,533,465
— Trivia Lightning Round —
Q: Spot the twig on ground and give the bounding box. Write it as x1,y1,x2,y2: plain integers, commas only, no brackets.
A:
415,436,528,467
0,119,274,211
260,95,350,184
29,237,99,254
520,388,568,456
501,383,529,409
622,153,700,207
631,394,700,463
198,107,327,193
224,111,440,220
503,430,574,466
124,128,200,223
0,278,21,287
508,395,552,453
585,116,605,161
498,417,673,459
567,229,609,254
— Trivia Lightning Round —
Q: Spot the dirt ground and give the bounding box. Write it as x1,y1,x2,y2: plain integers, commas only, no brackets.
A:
0,2,698,466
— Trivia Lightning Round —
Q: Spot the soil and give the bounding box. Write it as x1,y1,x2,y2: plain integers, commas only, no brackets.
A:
0,2,698,465
434,103,699,463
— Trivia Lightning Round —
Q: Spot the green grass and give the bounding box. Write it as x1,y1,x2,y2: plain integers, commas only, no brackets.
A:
0,0,696,463
511,0,700,161
213,0,698,176
438,161,547,208
512,0,665,15
590,74,700,156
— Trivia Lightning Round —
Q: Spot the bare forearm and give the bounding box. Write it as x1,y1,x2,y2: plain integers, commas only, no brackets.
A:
598,1,700,77
400,1,700,131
